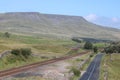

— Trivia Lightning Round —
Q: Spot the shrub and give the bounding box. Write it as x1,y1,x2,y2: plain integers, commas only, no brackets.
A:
70,67,80,76
4,32,10,38
11,49,20,56
89,54,93,57
11,48,32,59
84,41,93,50
93,46,98,53
20,48,32,58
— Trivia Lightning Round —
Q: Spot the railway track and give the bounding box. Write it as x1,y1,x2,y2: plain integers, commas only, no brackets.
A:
0,51,90,78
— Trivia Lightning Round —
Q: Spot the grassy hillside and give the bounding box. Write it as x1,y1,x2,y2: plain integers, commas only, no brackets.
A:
0,32,76,55
0,32,78,70
0,12,120,40
100,54,120,80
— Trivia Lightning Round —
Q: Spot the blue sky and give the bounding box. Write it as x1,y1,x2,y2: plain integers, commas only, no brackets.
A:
0,0,119,17
0,0,120,28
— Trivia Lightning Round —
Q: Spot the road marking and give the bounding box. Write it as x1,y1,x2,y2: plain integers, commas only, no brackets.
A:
87,57,97,80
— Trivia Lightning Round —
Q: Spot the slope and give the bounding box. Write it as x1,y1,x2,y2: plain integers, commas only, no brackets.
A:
0,12,120,40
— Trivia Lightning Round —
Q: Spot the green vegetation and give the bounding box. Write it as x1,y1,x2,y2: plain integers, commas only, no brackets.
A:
72,67,80,76
11,48,32,59
0,32,76,54
0,54,47,70
93,46,98,53
0,31,109,80
84,41,93,50
66,52,94,80
103,42,120,61
0,32,77,70
4,32,10,38
104,42,120,54
100,54,120,80
93,42,106,48
69,66,80,80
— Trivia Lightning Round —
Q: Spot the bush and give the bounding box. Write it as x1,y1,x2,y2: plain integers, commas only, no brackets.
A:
104,41,120,54
84,41,93,50
11,48,32,59
20,48,32,58
11,49,20,56
70,67,80,76
93,46,98,53
4,32,10,38
89,54,93,57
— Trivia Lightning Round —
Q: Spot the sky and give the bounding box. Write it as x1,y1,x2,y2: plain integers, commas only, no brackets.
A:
0,0,120,28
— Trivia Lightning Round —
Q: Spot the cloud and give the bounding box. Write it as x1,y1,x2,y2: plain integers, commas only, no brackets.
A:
84,14,98,21
84,14,120,29
111,17,119,23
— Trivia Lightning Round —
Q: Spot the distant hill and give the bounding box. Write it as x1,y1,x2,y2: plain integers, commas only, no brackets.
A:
0,12,120,40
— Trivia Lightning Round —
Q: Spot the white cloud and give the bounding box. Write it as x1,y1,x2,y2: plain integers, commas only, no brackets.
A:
112,17,119,23
84,14,120,29
84,14,98,21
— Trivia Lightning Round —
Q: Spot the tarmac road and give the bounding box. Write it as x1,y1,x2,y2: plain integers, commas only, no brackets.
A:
79,53,104,80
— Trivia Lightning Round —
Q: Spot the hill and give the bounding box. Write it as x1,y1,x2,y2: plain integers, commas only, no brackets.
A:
0,12,120,40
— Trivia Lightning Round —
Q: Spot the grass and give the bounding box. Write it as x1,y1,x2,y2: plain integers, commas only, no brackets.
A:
0,54,48,70
66,53,90,65
0,32,78,70
70,75,80,80
93,42,106,48
0,32,76,54
100,54,120,80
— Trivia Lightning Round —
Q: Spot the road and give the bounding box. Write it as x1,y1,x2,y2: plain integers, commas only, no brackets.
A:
79,53,104,80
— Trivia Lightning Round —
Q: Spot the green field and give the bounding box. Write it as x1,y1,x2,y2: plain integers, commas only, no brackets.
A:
0,32,76,54
100,54,120,80
0,32,78,70
93,42,106,48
